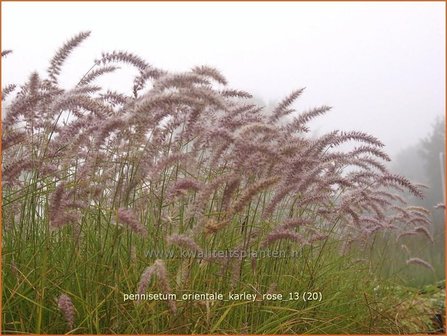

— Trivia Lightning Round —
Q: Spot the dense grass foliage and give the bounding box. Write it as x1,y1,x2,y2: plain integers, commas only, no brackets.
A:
2,32,444,334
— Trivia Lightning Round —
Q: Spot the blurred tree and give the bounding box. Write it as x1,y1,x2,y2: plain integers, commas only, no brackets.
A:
393,143,426,182
419,116,445,208
392,116,445,281
393,116,445,209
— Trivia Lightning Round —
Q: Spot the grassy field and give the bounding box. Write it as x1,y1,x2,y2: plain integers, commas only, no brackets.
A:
2,32,445,334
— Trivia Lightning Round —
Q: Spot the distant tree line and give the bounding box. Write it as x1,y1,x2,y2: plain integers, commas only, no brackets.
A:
393,115,445,226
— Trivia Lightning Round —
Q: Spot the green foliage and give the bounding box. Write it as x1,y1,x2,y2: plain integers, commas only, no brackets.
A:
3,220,444,334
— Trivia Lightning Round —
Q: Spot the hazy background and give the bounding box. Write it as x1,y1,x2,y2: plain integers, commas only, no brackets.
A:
2,1,445,156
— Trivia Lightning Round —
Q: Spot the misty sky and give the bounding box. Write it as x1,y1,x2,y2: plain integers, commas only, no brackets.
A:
2,2,445,156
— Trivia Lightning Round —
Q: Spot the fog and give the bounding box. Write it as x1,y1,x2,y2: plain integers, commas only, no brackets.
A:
2,2,445,155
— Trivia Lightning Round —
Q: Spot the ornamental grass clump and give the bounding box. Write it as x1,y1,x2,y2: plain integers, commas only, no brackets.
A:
2,32,440,334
